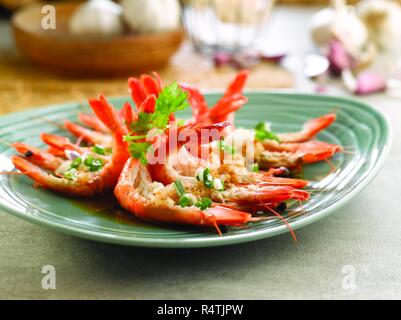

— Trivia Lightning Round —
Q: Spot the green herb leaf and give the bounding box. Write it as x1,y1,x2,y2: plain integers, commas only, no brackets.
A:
84,155,93,167
92,145,106,155
123,134,147,142
83,155,104,172
195,197,212,210
125,82,190,163
128,142,151,165
174,180,185,197
70,157,82,169
254,122,280,142
130,112,153,134
178,194,194,208
129,83,188,134
64,168,78,181
202,168,214,189
89,158,103,172
153,82,189,129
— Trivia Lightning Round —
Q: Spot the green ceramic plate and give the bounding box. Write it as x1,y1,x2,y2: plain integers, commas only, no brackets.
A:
0,92,391,248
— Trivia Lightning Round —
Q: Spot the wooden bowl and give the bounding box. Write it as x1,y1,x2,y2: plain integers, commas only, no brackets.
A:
0,0,39,10
12,2,185,77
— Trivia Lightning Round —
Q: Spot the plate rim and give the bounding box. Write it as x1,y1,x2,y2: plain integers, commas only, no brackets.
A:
0,91,393,248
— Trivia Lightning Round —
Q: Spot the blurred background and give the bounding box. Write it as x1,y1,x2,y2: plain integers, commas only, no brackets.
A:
1,0,401,113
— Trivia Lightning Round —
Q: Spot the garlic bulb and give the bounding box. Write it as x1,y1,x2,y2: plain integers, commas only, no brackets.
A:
310,0,368,56
121,0,181,33
357,0,401,50
310,7,337,47
69,0,124,37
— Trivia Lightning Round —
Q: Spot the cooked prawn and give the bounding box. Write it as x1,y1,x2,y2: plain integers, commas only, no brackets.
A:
68,72,167,145
64,119,112,148
221,113,342,171
114,158,307,234
12,94,129,197
181,70,249,125
277,113,337,143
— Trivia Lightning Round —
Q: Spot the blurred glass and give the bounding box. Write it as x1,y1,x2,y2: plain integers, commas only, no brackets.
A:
181,0,276,54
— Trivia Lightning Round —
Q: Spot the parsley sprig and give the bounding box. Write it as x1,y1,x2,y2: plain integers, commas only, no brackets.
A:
128,142,151,165
125,82,189,164
254,122,280,142
152,82,189,129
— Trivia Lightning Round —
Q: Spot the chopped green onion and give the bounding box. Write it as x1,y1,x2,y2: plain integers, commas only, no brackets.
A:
92,145,106,155
213,178,224,191
174,180,197,207
70,157,82,169
195,197,212,210
64,168,78,181
195,168,204,181
196,168,222,190
84,155,104,172
176,119,186,127
84,155,94,167
203,168,214,188
250,163,259,172
174,180,185,197
89,159,104,172
178,193,194,207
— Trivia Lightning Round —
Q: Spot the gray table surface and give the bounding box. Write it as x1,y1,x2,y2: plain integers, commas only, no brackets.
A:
1,6,400,300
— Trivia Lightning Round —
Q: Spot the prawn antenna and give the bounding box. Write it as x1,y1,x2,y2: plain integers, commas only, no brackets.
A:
341,146,356,155
263,205,297,242
0,171,27,175
0,138,12,147
324,158,337,173
30,116,66,131
210,215,223,237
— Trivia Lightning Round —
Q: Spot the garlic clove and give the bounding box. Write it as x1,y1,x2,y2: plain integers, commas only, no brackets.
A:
310,7,337,48
357,0,401,51
69,0,124,38
310,4,368,56
304,54,330,79
341,69,358,92
330,7,368,57
121,0,181,33
353,41,377,72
